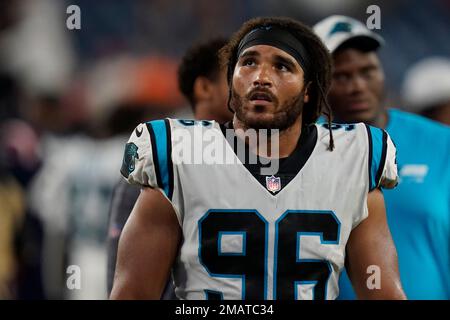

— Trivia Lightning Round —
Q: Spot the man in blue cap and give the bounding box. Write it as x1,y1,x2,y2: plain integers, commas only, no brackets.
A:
314,15,450,299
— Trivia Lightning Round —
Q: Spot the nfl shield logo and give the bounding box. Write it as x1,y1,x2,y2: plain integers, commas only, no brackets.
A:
266,175,281,193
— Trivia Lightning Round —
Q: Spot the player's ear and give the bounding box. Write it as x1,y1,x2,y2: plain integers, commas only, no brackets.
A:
193,76,213,101
303,81,311,103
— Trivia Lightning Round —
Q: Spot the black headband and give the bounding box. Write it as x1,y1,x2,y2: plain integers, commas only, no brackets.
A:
236,25,311,78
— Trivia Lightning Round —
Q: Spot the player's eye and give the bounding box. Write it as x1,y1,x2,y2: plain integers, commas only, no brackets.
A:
360,67,376,79
333,73,350,83
275,62,290,72
241,58,256,67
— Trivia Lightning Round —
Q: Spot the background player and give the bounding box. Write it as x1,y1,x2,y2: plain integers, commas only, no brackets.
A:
110,17,406,300
314,15,450,299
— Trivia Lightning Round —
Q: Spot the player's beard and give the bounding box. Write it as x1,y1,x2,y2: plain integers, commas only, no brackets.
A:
230,88,305,131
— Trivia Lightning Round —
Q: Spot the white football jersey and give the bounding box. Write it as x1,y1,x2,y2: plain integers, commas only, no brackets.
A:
121,119,397,300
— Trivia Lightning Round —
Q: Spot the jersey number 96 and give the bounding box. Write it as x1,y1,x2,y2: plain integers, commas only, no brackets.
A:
199,210,340,300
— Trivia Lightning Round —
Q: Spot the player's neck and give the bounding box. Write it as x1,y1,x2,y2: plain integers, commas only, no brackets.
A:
232,116,302,158
194,104,212,121
370,109,388,129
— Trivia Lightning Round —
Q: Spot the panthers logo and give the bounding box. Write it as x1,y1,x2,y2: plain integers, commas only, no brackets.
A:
120,142,139,178
328,21,352,37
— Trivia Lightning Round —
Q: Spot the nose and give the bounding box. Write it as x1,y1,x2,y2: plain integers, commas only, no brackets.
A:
253,64,272,88
349,74,367,94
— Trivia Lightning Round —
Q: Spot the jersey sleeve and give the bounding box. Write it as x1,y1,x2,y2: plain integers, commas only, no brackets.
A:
120,119,174,200
366,125,398,191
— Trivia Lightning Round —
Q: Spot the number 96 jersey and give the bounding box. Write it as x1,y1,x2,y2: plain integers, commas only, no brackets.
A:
121,119,398,300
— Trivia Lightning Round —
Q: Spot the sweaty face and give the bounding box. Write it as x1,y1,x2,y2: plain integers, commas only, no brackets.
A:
230,45,307,130
328,48,385,124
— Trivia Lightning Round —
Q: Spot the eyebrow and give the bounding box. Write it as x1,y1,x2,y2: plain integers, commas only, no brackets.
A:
274,54,298,71
360,64,378,71
238,49,300,71
334,62,378,73
238,50,260,59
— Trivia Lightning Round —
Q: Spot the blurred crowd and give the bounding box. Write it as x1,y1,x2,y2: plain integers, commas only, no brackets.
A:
0,0,449,300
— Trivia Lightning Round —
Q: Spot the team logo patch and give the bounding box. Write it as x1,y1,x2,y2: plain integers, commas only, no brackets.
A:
328,21,353,37
266,175,281,193
120,142,139,178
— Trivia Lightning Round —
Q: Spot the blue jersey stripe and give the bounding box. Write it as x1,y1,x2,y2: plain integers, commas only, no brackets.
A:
369,126,384,190
148,120,170,198
375,130,388,186
364,125,373,191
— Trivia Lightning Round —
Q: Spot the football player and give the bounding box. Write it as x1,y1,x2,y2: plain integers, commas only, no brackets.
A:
314,15,450,299
111,17,406,300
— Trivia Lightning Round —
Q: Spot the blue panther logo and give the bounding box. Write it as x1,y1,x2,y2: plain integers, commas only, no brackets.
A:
328,22,353,36
120,142,139,178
